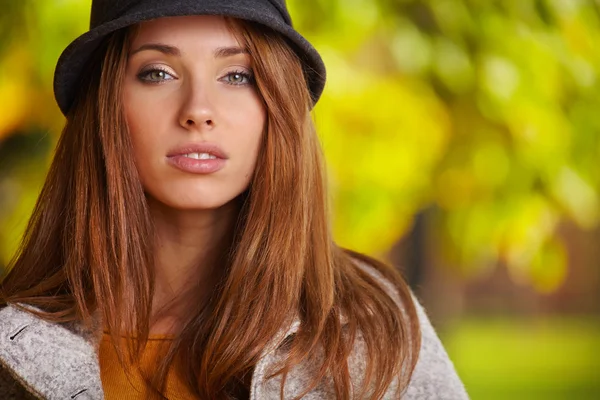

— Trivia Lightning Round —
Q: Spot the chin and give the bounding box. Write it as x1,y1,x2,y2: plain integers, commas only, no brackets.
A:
161,197,236,211
148,188,246,212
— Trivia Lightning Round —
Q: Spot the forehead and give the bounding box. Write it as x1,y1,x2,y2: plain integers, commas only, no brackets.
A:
132,15,240,47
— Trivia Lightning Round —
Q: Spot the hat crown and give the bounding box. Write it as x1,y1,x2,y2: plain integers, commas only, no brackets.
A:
265,0,292,24
90,0,137,28
90,0,291,29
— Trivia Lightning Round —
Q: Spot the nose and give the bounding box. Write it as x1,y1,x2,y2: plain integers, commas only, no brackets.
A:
178,80,216,131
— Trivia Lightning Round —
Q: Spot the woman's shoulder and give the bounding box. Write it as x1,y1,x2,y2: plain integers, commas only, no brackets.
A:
349,259,470,399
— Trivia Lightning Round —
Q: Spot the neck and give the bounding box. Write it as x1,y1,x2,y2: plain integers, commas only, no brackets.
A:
147,196,242,333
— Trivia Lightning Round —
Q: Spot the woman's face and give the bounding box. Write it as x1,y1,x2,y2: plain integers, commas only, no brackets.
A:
123,15,266,210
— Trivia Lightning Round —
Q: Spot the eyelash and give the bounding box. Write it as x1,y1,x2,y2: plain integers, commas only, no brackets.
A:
137,67,255,86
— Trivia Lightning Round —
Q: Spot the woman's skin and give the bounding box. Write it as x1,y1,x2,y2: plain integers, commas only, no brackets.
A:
123,15,266,332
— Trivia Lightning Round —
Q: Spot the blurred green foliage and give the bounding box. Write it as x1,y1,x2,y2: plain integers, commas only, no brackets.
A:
290,0,600,293
0,0,599,294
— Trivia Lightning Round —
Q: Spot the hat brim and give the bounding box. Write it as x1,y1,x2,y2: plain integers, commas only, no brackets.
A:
53,3,326,115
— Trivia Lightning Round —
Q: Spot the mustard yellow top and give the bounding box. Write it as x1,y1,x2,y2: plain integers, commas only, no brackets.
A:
99,333,197,400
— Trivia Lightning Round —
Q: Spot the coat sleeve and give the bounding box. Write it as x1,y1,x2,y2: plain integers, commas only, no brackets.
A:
400,295,469,400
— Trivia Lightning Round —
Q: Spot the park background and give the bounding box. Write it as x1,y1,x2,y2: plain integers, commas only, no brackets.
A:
0,0,599,398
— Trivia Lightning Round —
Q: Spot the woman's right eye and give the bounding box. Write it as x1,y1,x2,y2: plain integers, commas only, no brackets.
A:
137,68,176,83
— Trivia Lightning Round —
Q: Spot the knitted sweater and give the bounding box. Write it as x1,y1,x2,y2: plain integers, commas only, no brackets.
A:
0,267,468,399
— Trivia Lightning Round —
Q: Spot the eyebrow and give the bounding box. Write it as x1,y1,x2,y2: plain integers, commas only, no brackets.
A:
214,46,249,58
129,44,249,58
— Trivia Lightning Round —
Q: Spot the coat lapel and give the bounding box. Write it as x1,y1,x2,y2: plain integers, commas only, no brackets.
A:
0,305,104,399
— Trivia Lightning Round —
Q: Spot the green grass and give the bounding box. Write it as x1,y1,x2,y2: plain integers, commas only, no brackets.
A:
441,316,600,400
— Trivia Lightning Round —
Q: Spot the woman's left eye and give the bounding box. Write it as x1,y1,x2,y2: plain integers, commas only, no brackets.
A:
222,70,254,86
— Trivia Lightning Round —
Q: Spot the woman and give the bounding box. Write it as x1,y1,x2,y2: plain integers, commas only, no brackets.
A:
0,0,468,399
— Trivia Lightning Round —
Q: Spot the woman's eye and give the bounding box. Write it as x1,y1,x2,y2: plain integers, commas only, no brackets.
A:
137,68,175,83
222,71,254,86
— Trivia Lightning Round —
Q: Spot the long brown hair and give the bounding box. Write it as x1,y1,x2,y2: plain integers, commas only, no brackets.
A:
1,17,420,399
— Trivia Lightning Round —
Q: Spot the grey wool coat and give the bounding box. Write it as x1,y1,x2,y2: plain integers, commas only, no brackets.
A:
0,266,469,399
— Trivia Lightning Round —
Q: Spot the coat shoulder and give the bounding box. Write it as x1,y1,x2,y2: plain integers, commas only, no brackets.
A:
352,260,470,399
253,261,469,399
0,305,40,399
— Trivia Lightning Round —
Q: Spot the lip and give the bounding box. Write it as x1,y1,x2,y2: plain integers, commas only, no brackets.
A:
166,143,228,175
166,143,228,159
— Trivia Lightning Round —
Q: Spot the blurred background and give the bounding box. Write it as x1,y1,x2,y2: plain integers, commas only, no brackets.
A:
0,0,599,398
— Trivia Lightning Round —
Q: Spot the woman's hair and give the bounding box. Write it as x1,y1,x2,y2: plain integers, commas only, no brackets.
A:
0,17,420,400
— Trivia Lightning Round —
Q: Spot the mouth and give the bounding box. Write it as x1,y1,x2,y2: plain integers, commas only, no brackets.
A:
166,143,228,174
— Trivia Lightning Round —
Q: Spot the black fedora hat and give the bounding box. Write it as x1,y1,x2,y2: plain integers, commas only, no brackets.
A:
53,0,327,115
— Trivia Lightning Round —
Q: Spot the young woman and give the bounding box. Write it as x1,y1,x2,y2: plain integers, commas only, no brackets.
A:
0,0,468,399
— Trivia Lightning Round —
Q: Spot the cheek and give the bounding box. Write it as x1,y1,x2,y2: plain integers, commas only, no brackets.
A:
123,88,166,184
233,108,266,179
124,108,146,162
124,87,155,142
